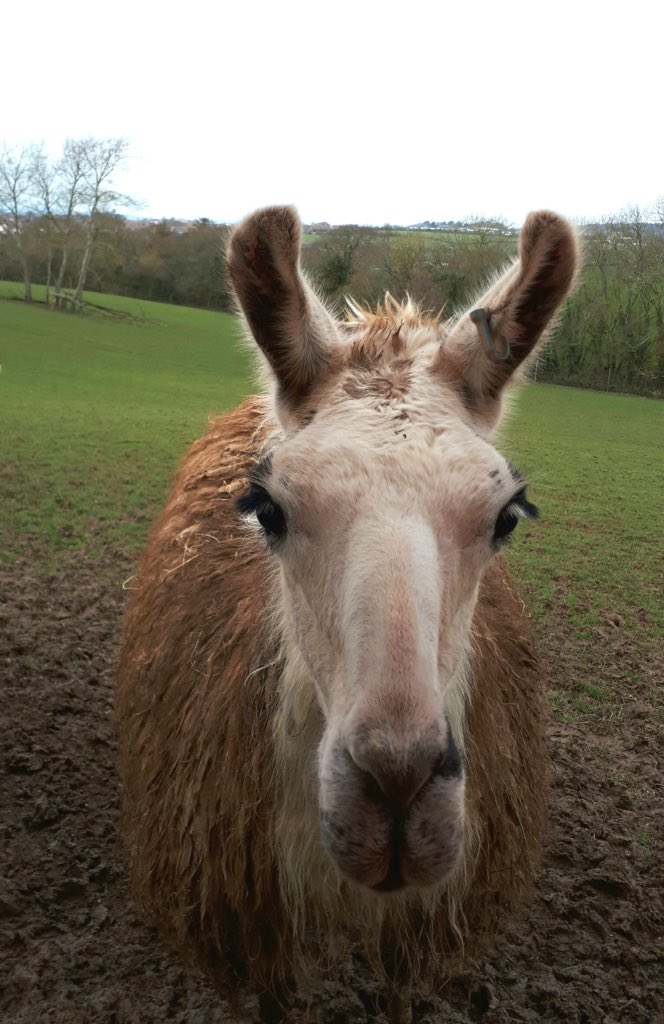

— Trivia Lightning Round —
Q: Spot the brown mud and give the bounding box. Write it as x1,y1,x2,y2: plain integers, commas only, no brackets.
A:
1,551,662,1023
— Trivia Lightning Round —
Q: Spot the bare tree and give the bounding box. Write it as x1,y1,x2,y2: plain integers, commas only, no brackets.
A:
72,138,133,306
47,139,88,308
0,144,40,302
384,232,427,298
654,196,664,228
30,147,60,305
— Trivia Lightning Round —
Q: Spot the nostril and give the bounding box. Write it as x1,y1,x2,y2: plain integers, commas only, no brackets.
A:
347,722,463,811
356,764,385,806
368,763,428,812
347,747,445,812
433,726,463,781
346,744,427,811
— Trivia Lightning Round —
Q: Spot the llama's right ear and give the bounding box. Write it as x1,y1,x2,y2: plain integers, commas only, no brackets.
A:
227,206,336,408
440,211,579,424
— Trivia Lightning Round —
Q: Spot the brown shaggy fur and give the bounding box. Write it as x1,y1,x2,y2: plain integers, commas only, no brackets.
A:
116,396,546,1002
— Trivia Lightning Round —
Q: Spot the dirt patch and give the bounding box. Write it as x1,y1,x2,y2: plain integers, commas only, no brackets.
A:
1,552,662,1023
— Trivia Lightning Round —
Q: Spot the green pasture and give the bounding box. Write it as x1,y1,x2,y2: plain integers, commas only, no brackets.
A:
499,384,663,714
499,384,663,628
0,282,253,558
1,283,662,705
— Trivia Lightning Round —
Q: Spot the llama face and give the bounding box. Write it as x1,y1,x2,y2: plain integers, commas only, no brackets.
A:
240,327,537,889
229,205,577,891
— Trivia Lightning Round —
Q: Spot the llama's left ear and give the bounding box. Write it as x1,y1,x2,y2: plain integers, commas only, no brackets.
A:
441,211,579,419
227,205,338,411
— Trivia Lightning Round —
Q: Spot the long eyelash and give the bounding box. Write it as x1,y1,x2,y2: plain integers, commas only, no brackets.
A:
236,480,287,544
236,481,278,517
236,455,275,514
511,487,539,520
493,486,539,550
236,485,264,516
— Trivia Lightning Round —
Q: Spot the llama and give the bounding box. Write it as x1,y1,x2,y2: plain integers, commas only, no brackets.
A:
115,205,578,1022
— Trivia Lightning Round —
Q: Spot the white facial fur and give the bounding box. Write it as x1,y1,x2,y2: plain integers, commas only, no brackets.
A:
259,328,521,890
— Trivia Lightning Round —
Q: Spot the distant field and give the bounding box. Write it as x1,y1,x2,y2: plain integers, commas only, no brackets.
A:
0,282,253,558
1,282,662,668
307,226,513,245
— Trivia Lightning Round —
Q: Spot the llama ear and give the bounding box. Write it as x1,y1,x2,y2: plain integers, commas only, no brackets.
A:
441,211,579,415
227,205,336,407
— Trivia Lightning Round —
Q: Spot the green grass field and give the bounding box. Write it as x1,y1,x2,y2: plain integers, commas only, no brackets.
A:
0,282,253,558
1,283,662,712
500,385,663,636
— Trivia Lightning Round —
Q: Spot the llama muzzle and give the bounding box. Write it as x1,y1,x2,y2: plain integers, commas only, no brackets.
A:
320,716,465,892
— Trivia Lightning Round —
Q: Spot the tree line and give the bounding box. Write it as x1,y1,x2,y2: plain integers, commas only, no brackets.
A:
1,140,662,395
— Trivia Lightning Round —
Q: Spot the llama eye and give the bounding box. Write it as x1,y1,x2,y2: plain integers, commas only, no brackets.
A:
255,499,286,537
493,505,520,544
237,484,287,539
493,488,538,547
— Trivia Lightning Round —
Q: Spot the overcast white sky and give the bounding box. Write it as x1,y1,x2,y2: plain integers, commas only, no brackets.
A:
3,0,662,226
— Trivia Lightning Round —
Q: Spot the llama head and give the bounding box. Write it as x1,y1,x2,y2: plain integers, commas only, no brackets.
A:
229,206,578,893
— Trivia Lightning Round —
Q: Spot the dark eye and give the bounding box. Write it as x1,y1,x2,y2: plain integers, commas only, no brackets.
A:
493,487,538,547
237,484,286,539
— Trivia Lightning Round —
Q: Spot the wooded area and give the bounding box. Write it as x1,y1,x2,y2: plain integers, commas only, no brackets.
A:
303,212,664,396
1,139,662,396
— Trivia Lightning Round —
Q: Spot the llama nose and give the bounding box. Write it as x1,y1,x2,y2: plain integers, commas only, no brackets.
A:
348,722,462,812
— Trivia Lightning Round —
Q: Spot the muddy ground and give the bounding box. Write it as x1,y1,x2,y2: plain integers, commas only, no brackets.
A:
1,550,662,1023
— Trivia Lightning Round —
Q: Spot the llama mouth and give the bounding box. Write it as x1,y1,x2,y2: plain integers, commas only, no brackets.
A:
322,803,462,893
321,755,466,890
320,734,466,892
370,850,406,893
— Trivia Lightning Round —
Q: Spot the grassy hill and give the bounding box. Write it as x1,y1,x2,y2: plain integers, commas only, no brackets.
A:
0,282,253,557
1,282,662,704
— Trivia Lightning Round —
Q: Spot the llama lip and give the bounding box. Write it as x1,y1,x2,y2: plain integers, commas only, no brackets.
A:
371,871,405,894
320,755,465,892
370,833,407,893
